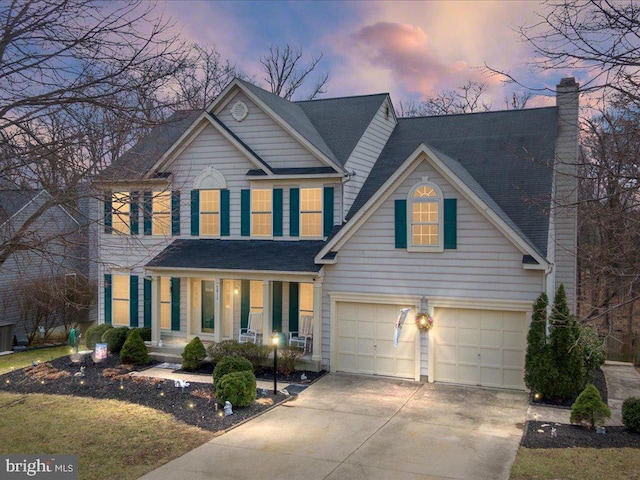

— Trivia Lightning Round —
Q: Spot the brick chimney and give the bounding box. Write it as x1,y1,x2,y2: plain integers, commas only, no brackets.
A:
548,78,579,312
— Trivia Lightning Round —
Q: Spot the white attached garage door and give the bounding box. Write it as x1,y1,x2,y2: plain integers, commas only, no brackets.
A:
434,308,527,389
336,302,417,379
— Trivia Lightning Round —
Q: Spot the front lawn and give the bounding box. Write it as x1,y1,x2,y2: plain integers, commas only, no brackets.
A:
0,345,71,375
510,447,640,480
0,392,212,480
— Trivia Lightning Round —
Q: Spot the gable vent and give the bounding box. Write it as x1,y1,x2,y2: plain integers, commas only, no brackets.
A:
231,101,249,122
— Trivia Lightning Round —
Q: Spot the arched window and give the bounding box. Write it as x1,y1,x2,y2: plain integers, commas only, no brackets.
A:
192,167,227,237
409,182,443,248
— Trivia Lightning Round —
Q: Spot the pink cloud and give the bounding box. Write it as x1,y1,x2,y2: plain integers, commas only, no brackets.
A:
349,22,486,97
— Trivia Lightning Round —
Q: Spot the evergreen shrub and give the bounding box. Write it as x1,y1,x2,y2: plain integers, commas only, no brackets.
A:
182,336,207,371
212,355,253,390
101,327,129,354
622,397,640,433
85,324,113,349
217,371,256,407
119,329,150,365
570,383,611,428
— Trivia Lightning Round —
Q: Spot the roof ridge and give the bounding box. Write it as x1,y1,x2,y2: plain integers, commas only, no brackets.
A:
295,92,389,104
398,105,557,120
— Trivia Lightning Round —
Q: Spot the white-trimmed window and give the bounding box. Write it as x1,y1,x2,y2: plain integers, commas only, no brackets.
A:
251,189,272,236
410,183,442,248
299,283,314,316
300,188,322,237
250,280,263,313
160,276,171,330
112,274,130,326
200,189,220,236
112,192,130,235
153,191,171,236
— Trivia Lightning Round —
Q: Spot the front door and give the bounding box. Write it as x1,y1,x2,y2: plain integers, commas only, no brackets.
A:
201,280,215,333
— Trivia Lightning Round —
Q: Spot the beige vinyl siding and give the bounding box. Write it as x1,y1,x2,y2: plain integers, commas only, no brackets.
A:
342,99,396,217
216,92,327,169
320,160,544,368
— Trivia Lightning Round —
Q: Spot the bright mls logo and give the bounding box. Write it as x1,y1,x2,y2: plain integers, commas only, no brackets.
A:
1,455,78,479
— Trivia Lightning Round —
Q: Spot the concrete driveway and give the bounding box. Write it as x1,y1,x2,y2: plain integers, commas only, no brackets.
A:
139,374,528,480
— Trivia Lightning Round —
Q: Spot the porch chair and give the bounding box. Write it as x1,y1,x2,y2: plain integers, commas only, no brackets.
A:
289,314,313,352
239,311,263,344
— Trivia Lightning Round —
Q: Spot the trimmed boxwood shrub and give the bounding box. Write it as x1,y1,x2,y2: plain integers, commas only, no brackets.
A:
131,327,151,342
85,324,113,349
622,397,640,433
217,371,257,407
182,336,207,371
570,383,610,428
212,356,253,390
102,327,129,354
120,329,150,365
236,342,271,370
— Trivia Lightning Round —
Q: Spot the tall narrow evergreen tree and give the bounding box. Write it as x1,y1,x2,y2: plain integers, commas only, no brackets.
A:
524,293,548,391
545,284,586,400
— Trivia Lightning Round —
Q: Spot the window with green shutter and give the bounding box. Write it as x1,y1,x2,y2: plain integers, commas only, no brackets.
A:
290,188,300,237
143,278,151,328
241,189,250,237
272,281,282,331
104,274,112,325
444,198,457,249
104,194,112,234
129,275,139,327
190,189,200,236
273,189,283,237
171,191,180,236
130,192,139,235
394,199,407,248
171,277,180,331
221,189,230,236
323,186,334,237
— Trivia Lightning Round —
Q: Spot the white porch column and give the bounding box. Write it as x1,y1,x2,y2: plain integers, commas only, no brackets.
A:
151,275,161,345
312,279,323,362
262,280,272,345
214,278,222,342
185,279,192,340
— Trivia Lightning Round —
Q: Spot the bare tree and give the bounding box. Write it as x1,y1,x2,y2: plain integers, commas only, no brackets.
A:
0,0,190,268
505,91,532,110
171,44,238,110
260,44,330,100
398,81,491,117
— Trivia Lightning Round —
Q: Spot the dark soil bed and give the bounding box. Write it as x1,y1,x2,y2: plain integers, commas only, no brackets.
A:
176,360,325,384
522,421,640,448
523,368,640,449
0,355,323,433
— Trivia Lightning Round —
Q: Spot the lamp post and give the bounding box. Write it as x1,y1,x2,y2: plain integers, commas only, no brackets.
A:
271,332,279,395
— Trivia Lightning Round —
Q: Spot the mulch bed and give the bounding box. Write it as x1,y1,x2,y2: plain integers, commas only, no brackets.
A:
523,368,640,449
0,355,324,433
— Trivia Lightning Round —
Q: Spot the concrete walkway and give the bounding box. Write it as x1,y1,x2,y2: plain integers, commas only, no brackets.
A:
139,374,528,480
526,361,640,425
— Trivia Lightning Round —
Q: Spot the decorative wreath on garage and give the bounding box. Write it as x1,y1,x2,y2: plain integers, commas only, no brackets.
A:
415,313,433,332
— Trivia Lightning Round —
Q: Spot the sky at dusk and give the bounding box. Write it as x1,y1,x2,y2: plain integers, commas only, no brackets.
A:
158,0,581,109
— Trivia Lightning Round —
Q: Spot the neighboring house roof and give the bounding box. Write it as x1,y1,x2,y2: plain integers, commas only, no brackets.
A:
99,109,203,180
0,189,42,225
146,239,325,273
348,107,557,256
235,79,340,168
296,94,389,166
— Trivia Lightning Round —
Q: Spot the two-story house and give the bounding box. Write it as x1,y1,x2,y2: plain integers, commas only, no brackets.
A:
95,77,579,389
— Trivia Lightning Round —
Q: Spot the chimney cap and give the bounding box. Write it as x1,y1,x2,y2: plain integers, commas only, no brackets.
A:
558,77,578,87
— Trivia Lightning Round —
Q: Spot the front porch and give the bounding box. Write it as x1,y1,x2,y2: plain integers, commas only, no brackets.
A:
145,274,323,364
146,336,323,372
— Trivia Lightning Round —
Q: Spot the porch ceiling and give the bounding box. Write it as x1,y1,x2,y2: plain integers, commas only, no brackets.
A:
146,239,325,273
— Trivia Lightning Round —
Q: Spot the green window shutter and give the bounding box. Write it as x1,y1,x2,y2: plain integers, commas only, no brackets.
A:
288,282,299,333
190,190,199,236
143,191,152,236
273,188,283,237
290,188,299,237
444,198,457,249
241,189,250,237
323,186,334,237
143,278,152,329
240,280,250,329
171,191,180,236
129,275,139,327
104,194,112,234
221,189,230,236
104,274,112,325
395,199,407,248
272,281,282,332
130,191,139,235
170,277,180,331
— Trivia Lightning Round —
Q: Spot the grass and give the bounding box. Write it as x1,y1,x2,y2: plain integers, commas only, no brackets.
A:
0,392,212,480
510,447,640,480
0,345,72,375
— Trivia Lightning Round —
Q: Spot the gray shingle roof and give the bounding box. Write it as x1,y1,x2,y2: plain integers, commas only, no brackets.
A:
0,189,41,224
99,109,203,180
296,94,388,166
236,79,340,167
348,107,558,256
146,239,325,273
